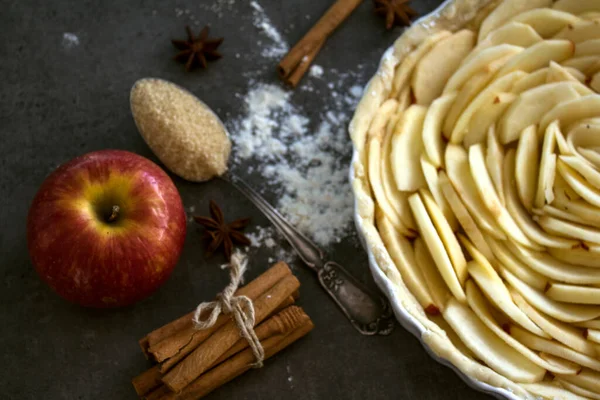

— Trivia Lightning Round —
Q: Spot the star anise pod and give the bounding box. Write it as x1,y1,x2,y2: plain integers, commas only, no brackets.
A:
171,25,224,71
373,0,418,29
194,200,251,260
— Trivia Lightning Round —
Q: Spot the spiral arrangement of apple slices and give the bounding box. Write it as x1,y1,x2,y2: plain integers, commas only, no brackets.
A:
367,0,600,398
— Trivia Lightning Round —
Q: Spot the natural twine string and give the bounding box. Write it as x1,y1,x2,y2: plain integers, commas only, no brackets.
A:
192,251,265,367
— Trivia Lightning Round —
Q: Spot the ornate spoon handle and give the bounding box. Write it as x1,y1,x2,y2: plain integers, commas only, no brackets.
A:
225,174,394,336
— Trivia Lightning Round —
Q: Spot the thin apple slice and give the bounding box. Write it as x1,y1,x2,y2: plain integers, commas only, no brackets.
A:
408,193,466,302
510,8,580,38
512,68,548,94
561,155,600,190
466,281,580,375
455,71,527,146
495,40,575,78
568,121,600,152
520,382,589,400
556,369,600,395
443,297,546,383
487,238,548,290
587,329,600,344
549,247,600,269
534,121,558,209
579,147,600,170
478,0,552,42
382,109,418,232
428,314,476,359
444,61,509,140
581,12,600,20
506,241,600,285
502,267,600,322
367,100,411,234
515,125,540,211
555,20,600,43
553,0,600,14
511,289,596,355
486,127,504,204
414,237,452,312
375,208,436,313
391,105,428,191
412,30,475,106
464,256,547,337
422,92,456,168
510,325,600,372
576,38,600,57
438,171,495,262
443,44,523,94
391,31,452,98
543,204,600,229
421,156,458,231
554,172,583,203
469,144,542,249
537,215,600,244
540,94,600,134
499,81,581,145
555,378,600,400
420,189,467,284
547,61,588,84
563,56,600,75
540,353,582,376
557,160,600,208
466,92,516,145
549,201,600,229
546,283,600,305
554,127,572,155
505,150,578,248
445,144,506,239
473,22,542,54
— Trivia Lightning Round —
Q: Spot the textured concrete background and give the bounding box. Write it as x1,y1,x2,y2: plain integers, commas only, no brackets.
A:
0,0,492,398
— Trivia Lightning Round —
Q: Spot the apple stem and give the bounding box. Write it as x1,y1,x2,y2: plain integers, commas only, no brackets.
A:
107,205,120,223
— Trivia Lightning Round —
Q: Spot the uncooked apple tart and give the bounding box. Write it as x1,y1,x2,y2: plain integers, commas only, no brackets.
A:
350,0,600,398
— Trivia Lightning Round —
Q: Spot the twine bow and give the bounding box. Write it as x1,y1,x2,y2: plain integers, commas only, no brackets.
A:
193,251,265,367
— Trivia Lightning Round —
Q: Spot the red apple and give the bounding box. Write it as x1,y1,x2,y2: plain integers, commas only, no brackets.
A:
27,150,187,307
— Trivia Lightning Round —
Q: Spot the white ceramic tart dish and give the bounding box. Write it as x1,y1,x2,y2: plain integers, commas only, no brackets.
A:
350,0,600,399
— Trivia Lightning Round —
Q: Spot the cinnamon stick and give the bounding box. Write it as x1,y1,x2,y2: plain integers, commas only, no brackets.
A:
278,0,363,86
146,262,292,362
161,274,301,392
144,385,172,400
215,305,308,365
161,320,314,400
139,306,308,398
132,365,162,397
285,39,325,88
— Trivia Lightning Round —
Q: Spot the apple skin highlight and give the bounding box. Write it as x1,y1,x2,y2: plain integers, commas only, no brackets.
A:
27,150,187,308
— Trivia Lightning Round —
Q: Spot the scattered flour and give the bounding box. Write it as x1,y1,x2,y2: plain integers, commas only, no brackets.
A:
309,65,324,78
245,226,296,265
250,1,289,58
61,33,80,49
227,71,365,247
199,0,236,18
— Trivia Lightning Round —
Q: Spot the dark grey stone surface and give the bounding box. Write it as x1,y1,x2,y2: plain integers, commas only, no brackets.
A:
0,0,492,399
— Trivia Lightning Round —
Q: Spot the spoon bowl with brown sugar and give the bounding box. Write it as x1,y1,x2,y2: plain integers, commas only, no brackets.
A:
130,77,394,335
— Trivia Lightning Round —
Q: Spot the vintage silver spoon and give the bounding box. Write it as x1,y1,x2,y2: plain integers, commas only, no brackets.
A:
223,173,394,335
130,78,394,335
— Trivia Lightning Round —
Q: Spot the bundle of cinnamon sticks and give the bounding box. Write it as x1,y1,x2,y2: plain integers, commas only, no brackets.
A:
132,262,313,399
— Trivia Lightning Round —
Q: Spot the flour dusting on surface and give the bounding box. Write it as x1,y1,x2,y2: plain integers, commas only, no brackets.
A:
250,1,289,58
61,33,80,49
309,65,324,78
227,67,366,247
